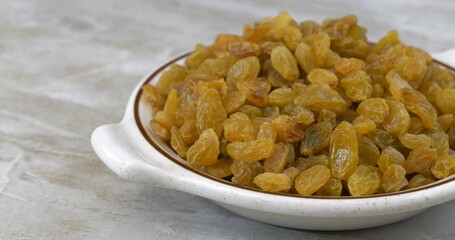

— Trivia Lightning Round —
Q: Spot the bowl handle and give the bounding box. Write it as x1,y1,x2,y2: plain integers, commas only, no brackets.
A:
91,123,180,188
433,48,455,67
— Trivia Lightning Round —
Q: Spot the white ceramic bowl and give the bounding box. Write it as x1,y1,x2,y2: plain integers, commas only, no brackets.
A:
92,49,455,230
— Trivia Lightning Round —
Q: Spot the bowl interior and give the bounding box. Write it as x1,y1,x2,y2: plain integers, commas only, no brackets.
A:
136,53,455,199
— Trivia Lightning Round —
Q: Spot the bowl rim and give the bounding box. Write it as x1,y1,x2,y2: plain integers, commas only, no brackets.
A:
134,52,455,200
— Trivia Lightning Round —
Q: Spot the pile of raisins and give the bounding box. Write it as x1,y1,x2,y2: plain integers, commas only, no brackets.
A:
143,13,455,196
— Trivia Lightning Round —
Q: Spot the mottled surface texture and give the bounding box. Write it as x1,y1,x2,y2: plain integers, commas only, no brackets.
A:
1,0,455,239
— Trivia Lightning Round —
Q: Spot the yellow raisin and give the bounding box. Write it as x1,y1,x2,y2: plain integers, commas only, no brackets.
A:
223,112,256,142
271,46,300,81
357,135,380,166
356,98,389,123
264,143,289,173
272,115,304,143
300,122,332,156
347,165,381,196
334,58,365,76
307,68,339,89
294,83,347,114
382,100,411,136
269,87,297,107
254,173,292,192
231,160,264,186
295,165,331,196
196,88,227,136
381,164,408,193
399,133,431,150
377,146,406,173
227,139,274,162
330,121,358,180
352,115,376,135
405,174,435,189
187,129,220,167
315,178,343,196
340,70,372,102
431,155,455,179
170,126,189,157
206,158,233,178
405,147,438,176
295,155,330,172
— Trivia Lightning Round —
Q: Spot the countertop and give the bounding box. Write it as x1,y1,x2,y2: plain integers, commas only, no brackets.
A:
1,0,455,239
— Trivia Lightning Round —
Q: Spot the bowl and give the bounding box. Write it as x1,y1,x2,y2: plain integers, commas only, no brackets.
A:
92,49,455,231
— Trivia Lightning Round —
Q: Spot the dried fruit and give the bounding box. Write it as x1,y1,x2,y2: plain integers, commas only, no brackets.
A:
227,56,260,83
295,165,331,196
231,160,264,186
294,83,347,113
170,126,189,157
223,91,246,113
196,88,227,136
282,103,315,125
236,105,262,119
254,173,292,192
295,155,330,172
228,41,260,57
340,70,372,102
269,87,297,107
330,121,358,180
295,42,316,74
187,129,220,167
207,158,233,178
357,135,381,165
142,84,165,109
377,146,406,173
271,46,300,81
335,58,365,76
399,133,431,150
300,122,332,156
264,143,289,173
223,112,256,142
227,139,274,162
307,68,339,89
431,155,455,179
429,132,450,156
405,147,438,176
257,122,277,142
272,115,304,143
347,165,381,196
315,178,343,196
382,100,410,136
150,121,171,141
405,174,435,189
282,167,300,181
352,115,376,135
381,164,408,193
356,98,389,123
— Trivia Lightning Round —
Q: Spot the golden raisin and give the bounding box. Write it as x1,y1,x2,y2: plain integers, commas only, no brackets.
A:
307,68,339,89
272,115,304,143
431,155,455,179
187,129,220,167
264,143,289,173
347,165,381,196
381,164,408,193
295,165,331,196
254,173,292,192
271,46,300,81
223,112,256,142
330,121,358,180
356,98,389,123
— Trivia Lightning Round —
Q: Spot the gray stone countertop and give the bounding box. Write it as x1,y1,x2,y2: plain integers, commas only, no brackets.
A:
1,0,454,239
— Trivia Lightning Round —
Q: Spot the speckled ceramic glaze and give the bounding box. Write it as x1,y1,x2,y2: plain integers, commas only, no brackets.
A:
92,50,455,230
